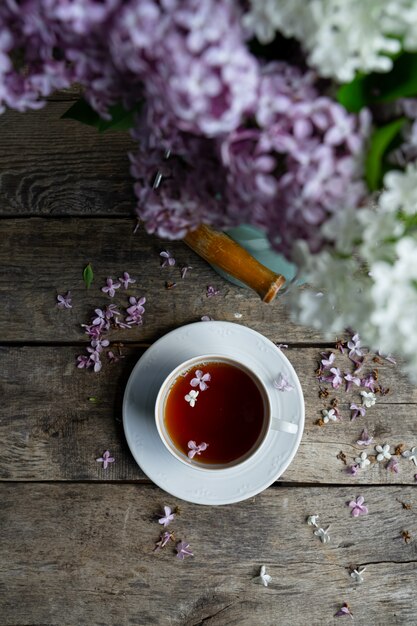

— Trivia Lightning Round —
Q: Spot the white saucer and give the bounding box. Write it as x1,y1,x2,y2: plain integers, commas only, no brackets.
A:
123,322,304,505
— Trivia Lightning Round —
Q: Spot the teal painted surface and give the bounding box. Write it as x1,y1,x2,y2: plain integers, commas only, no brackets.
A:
211,225,299,290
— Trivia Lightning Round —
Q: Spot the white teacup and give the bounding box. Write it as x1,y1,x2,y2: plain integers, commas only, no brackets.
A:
155,354,298,471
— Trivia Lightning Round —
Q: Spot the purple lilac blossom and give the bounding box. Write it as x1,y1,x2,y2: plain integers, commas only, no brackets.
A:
118,272,136,289
348,495,368,517
356,428,374,446
129,62,369,260
350,403,366,420
1,3,369,261
176,541,193,560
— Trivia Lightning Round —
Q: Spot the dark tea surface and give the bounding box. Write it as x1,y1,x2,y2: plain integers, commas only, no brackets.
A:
164,361,265,464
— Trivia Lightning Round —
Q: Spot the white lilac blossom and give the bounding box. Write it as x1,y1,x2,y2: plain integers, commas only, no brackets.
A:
273,373,294,392
354,452,371,470
402,447,417,466
254,565,272,587
101,278,121,298
96,450,115,469
190,370,211,391
348,495,368,517
158,506,175,528
187,441,208,459
56,291,72,309
314,526,331,544
350,567,366,584
176,541,193,560
288,163,417,382
243,0,412,82
160,250,176,267
307,515,320,527
321,408,338,424
184,390,199,408
375,444,391,462
360,391,376,408
201,315,214,321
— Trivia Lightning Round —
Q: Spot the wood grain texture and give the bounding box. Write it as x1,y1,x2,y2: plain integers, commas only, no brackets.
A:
2,345,416,484
0,217,327,343
1,483,417,626
0,102,135,216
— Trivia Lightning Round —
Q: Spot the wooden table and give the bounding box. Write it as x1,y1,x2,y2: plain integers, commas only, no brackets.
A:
1,93,417,626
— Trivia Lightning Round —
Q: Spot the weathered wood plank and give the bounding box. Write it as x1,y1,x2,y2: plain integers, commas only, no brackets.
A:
0,102,135,216
0,217,327,343
2,346,416,484
1,483,416,626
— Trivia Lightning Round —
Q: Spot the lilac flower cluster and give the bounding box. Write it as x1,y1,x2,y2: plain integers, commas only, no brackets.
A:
0,1,369,260
130,62,369,258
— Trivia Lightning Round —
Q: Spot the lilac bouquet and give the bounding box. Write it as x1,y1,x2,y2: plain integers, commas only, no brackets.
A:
2,0,417,376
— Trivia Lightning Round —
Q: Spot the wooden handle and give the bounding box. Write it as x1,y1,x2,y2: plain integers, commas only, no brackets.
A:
183,224,285,303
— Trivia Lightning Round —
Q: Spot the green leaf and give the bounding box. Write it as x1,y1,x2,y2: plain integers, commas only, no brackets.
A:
62,98,140,132
337,52,417,113
88,397,101,404
337,76,367,113
97,103,138,132
365,118,406,191
83,263,94,289
61,99,101,128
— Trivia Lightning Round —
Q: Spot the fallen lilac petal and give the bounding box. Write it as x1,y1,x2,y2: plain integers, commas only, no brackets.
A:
101,278,121,298
335,603,353,618
329,367,343,388
356,428,374,446
56,291,72,309
348,495,368,517
176,541,193,560
187,440,208,459
118,272,136,289
346,464,359,476
321,352,335,368
273,373,294,392
158,506,175,527
160,250,176,267
344,372,361,392
206,285,220,297
96,450,115,470
180,265,192,279
201,315,214,321
387,457,400,474
347,333,363,359
350,403,366,421
190,370,211,391
154,531,174,552
107,350,124,363
76,355,92,369
275,343,288,350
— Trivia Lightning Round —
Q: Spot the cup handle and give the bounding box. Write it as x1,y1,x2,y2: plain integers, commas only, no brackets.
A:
271,417,298,434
